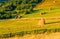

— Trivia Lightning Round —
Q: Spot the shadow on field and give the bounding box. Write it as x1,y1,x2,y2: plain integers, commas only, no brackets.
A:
46,21,60,24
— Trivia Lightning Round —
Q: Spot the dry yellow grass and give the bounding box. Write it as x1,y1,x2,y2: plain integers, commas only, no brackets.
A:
34,0,60,10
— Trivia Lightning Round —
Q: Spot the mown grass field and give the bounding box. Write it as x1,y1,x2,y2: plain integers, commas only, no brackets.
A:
0,0,60,38
23,8,60,18
0,7,60,38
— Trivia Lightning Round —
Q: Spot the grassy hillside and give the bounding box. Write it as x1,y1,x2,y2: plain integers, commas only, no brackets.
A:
0,8,60,38
34,0,60,10
23,8,60,18
0,0,60,38
23,0,60,18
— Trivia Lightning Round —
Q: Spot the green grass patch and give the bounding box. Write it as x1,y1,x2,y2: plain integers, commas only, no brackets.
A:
23,8,60,18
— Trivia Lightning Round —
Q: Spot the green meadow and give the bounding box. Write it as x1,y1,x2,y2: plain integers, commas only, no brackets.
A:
0,8,60,38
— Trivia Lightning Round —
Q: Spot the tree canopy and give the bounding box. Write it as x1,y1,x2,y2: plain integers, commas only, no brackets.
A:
0,0,42,19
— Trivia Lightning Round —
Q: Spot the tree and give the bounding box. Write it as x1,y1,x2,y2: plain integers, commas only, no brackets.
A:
0,0,42,19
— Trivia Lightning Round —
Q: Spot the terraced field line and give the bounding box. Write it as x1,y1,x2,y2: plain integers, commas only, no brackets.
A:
11,17,60,21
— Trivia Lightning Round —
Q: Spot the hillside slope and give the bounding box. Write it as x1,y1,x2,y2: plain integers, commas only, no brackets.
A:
34,0,60,10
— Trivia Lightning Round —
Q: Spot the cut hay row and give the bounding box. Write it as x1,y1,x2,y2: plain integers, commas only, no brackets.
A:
1,28,60,38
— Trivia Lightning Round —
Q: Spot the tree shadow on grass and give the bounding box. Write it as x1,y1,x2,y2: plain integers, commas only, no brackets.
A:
45,21,60,25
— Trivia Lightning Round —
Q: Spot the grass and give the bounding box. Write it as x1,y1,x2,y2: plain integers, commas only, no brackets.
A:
23,8,60,18
0,0,60,38
0,7,60,38
0,19,39,34
1,5,60,38
34,0,60,9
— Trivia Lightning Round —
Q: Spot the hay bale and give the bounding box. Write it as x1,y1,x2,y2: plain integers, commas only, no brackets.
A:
40,12,46,15
38,18,45,27
40,12,44,15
